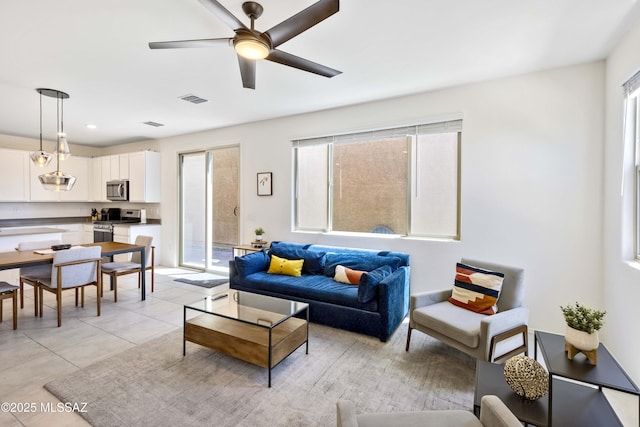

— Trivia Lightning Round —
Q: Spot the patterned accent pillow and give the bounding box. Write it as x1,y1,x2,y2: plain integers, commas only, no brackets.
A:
334,265,366,285
448,263,504,315
267,254,304,277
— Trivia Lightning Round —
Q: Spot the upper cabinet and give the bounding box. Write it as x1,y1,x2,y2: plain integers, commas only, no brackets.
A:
129,151,161,203
29,155,91,202
0,148,30,201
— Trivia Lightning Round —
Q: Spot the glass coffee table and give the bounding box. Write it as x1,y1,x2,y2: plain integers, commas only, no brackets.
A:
183,290,309,387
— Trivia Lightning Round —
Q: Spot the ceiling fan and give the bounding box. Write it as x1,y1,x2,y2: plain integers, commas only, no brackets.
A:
149,0,342,89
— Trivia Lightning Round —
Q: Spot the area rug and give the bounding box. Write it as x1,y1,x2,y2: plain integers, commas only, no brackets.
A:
173,278,228,288
45,323,475,427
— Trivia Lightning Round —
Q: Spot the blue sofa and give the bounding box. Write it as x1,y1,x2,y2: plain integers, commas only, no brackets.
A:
229,242,410,342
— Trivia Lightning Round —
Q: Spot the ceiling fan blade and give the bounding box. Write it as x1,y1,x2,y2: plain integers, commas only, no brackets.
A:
237,55,256,89
198,0,247,31
149,38,231,49
265,0,339,48
267,49,341,78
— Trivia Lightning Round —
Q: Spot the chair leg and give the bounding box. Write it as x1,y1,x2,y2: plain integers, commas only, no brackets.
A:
12,289,17,330
151,267,154,293
0,296,3,323
39,286,43,318
96,281,101,317
19,279,24,309
81,287,85,307
75,288,79,307
56,288,62,327
405,325,412,351
113,276,118,303
33,284,39,317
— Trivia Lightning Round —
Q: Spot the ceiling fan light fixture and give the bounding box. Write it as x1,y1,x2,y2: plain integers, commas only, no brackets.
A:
234,37,269,60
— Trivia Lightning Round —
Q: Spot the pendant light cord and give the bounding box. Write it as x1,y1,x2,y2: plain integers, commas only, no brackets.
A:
39,90,43,151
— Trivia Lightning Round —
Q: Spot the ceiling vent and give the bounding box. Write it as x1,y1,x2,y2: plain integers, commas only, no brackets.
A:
179,94,208,104
143,121,165,127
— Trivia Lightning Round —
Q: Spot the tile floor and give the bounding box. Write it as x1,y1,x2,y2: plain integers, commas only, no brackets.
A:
0,268,637,426
0,267,229,427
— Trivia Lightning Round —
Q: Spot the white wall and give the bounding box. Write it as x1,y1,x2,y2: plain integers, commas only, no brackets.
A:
604,24,640,383
158,61,605,337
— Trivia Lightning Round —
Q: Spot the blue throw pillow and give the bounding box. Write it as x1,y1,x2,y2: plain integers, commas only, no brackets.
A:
358,265,393,303
324,253,401,277
269,242,326,275
234,250,270,278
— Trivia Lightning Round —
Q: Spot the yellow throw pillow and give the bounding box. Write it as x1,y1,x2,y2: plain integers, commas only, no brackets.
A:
267,254,304,277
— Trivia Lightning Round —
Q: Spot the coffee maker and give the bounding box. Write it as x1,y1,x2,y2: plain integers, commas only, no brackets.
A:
99,207,121,221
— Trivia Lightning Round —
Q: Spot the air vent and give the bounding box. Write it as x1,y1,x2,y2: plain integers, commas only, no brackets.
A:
179,94,208,104
143,121,165,127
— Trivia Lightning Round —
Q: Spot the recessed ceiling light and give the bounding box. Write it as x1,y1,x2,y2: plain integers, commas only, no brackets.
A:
86,124,97,129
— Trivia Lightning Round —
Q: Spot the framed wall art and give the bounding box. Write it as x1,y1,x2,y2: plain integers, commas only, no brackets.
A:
257,172,272,196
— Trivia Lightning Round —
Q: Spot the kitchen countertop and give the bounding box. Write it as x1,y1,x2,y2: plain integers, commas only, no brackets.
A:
0,227,66,237
0,217,91,228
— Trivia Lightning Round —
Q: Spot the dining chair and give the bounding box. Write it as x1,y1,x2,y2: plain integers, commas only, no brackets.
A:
0,281,19,330
17,239,61,315
101,235,154,302
36,246,102,327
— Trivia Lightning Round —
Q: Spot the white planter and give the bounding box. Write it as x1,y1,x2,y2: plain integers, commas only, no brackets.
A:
255,235,263,241
565,325,599,351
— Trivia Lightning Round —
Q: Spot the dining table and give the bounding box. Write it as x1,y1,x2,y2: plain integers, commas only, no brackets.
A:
0,241,148,300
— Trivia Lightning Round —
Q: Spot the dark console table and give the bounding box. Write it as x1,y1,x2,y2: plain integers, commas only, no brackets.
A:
535,331,639,427
474,331,639,426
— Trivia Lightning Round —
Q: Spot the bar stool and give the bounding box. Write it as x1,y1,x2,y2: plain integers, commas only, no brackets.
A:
0,281,19,330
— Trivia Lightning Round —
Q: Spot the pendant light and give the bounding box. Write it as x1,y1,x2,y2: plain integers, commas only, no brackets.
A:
54,93,71,160
37,88,76,191
29,89,53,167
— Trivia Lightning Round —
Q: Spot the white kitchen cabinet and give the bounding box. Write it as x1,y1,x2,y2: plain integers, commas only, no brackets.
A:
30,156,91,201
0,148,29,201
82,224,94,243
59,156,90,201
91,157,104,201
113,224,161,263
129,151,161,202
119,154,129,179
56,223,84,245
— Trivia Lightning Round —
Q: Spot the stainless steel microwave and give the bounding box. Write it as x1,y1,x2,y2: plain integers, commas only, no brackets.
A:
106,180,129,201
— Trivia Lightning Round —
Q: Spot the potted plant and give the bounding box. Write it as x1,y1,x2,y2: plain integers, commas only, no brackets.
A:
254,227,265,241
560,302,606,351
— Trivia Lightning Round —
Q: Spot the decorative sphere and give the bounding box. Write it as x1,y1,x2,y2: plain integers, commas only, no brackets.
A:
503,355,549,400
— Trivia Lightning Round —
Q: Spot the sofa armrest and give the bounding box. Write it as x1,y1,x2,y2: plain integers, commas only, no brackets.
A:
228,260,238,283
377,266,410,341
336,400,359,427
479,306,529,360
479,395,522,427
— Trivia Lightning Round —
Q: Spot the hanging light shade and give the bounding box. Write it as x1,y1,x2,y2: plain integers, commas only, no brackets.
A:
38,170,77,191
36,88,75,191
30,89,53,167
55,136,71,160
54,93,71,160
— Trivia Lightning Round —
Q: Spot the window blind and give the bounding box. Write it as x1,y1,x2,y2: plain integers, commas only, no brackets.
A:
292,119,463,147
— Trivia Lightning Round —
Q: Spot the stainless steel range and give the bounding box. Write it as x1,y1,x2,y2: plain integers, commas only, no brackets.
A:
93,209,142,242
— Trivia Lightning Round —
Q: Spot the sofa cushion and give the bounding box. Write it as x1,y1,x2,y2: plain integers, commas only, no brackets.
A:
270,241,326,275
358,265,393,303
412,301,482,348
324,253,401,277
267,254,304,277
238,271,379,312
334,265,366,285
234,250,270,278
449,263,504,315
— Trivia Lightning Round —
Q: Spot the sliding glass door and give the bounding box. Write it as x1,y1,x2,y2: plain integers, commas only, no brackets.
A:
179,146,240,271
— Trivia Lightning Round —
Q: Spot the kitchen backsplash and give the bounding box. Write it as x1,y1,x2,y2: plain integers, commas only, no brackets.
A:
0,202,161,220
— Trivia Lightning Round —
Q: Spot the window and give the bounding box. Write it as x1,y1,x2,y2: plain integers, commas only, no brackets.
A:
624,70,640,259
293,119,461,239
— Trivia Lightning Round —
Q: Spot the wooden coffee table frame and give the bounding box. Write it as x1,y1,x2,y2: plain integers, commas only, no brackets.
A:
183,292,309,387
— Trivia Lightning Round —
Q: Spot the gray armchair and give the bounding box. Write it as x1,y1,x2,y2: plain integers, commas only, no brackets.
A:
406,258,529,362
36,246,102,327
337,395,522,427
